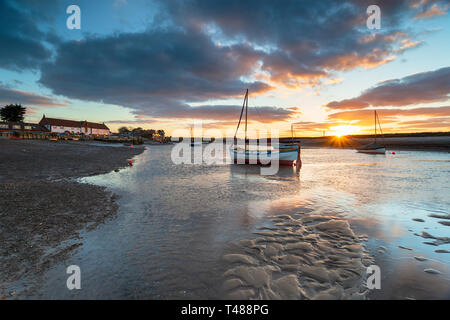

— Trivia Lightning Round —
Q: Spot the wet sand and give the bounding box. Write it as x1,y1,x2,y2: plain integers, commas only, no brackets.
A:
0,138,144,298
221,214,373,299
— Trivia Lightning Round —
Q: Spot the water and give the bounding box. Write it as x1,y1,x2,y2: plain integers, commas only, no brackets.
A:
31,146,450,299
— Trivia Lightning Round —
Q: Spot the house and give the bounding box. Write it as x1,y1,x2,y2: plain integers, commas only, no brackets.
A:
39,115,110,136
0,121,48,133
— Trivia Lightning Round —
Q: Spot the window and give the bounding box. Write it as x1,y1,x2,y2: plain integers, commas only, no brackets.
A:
13,125,21,129
24,126,32,130
0,124,8,129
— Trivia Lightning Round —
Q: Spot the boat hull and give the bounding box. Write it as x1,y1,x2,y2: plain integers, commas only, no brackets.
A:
357,147,386,154
231,146,301,167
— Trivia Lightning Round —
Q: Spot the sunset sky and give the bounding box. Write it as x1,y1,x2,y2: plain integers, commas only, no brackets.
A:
1,0,449,137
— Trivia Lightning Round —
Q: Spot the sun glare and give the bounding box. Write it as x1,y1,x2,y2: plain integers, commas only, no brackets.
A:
330,125,360,137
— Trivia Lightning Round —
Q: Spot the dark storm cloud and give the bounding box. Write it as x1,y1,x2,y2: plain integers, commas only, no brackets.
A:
40,28,273,112
326,67,450,109
36,0,446,120
0,0,60,71
157,0,439,84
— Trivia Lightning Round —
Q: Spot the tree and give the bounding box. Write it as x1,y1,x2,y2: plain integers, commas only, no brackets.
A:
0,104,26,122
118,126,130,134
157,129,165,136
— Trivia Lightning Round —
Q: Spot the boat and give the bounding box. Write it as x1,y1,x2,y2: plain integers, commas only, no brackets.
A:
190,126,212,146
190,127,202,146
230,89,301,167
357,110,386,154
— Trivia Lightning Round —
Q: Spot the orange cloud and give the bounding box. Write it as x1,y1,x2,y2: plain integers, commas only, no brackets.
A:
415,3,448,19
326,67,450,110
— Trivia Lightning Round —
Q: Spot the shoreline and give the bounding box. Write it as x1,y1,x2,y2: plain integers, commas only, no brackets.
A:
296,136,450,152
0,139,145,298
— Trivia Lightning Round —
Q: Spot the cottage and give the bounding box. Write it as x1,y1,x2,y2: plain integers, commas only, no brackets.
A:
0,121,48,133
39,115,110,136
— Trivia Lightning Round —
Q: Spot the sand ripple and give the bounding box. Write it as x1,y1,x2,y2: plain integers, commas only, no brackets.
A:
221,214,372,300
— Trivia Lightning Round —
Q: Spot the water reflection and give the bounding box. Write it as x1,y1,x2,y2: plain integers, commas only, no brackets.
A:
30,146,450,299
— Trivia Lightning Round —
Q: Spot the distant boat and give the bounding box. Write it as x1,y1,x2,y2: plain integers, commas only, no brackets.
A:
357,110,386,154
190,126,212,146
231,89,301,167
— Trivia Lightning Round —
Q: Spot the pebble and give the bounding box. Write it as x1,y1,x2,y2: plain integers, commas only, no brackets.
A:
414,256,427,261
424,268,441,275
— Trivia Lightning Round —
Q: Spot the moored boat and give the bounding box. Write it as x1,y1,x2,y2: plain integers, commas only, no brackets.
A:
357,110,386,154
356,142,386,154
231,89,301,168
231,144,301,166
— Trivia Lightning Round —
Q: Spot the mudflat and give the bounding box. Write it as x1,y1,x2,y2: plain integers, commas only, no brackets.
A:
0,138,144,298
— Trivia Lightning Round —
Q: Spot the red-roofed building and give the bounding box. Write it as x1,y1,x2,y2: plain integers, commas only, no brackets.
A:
39,115,110,136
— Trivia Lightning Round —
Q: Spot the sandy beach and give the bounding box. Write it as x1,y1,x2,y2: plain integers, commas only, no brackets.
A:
0,138,144,298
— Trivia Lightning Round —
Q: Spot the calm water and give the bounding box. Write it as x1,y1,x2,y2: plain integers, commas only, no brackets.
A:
31,145,450,299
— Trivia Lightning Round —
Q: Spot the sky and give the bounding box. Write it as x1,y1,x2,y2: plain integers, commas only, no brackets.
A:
0,0,449,137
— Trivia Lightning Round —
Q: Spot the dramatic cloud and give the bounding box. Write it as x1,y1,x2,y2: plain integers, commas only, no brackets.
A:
39,29,273,114
0,0,442,128
326,67,450,109
0,85,66,107
36,0,443,120
158,0,436,86
0,0,59,71
146,104,297,122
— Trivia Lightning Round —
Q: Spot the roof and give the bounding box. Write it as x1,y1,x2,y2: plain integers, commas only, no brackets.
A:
39,116,109,130
0,121,49,132
84,121,110,130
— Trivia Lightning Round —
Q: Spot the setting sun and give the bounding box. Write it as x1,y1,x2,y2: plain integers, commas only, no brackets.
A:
330,125,361,137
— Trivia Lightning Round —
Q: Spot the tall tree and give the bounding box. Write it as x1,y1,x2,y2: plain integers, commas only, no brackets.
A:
0,104,26,122
118,126,130,134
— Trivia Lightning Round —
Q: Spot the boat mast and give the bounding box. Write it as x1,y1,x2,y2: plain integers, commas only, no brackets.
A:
374,110,377,144
245,88,248,152
291,124,294,144
234,89,249,147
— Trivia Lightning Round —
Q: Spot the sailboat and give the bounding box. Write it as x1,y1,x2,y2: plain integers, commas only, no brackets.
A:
230,89,301,167
356,110,386,154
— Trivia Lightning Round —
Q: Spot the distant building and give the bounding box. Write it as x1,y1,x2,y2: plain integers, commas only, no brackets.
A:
0,121,48,133
39,115,110,136
152,133,164,142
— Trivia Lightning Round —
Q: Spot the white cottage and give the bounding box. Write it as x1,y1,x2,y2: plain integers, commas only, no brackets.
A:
39,115,110,136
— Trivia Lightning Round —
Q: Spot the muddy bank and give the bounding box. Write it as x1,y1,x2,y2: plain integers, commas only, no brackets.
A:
0,138,144,182
0,138,144,298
